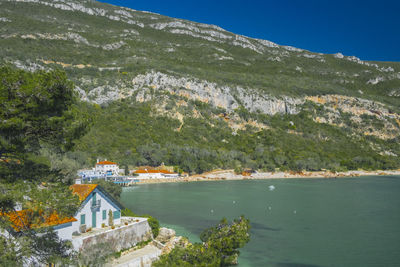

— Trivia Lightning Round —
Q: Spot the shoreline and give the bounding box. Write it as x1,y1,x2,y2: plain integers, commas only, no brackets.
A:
132,169,400,185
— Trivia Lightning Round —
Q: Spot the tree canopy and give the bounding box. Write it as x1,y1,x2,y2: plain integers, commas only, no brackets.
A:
153,216,251,266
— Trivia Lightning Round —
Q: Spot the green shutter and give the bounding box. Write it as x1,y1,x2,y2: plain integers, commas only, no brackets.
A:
81,214,85,225
113,210,120,219
102,210,106,220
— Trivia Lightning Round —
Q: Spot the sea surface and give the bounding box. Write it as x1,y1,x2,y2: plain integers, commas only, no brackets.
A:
121,176,400,267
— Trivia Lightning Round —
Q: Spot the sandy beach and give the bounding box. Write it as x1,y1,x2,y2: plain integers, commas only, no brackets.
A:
134,169,400,185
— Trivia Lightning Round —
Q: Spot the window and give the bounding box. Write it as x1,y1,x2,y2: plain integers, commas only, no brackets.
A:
113,210,120,219
102,210,106,220
81,214,85,225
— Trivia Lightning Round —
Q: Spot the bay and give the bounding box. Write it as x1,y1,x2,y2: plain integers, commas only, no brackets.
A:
121,176,400,267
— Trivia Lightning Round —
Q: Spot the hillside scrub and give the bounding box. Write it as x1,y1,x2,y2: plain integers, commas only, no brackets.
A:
74,98,400,174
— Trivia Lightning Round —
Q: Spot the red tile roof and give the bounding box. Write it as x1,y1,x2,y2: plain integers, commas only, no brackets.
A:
96,160,117,165
2,185,101,231
70,184,98,201
1,210,77,232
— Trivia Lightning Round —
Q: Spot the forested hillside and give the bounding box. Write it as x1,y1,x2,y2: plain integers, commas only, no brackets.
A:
1,0,399,173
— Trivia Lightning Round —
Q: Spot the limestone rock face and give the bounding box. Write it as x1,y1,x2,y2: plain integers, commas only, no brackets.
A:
155,227,176,244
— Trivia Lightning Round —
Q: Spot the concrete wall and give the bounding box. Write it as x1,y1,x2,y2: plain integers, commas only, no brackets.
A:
72,218,152,252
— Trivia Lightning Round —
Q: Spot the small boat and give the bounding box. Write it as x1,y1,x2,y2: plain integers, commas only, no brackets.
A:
268,185,275,191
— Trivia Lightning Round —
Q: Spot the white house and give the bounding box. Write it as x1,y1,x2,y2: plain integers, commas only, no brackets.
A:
55,184,123,241
77,159,124,183
133,169,179,179
95,159,121,175
2,185,153,262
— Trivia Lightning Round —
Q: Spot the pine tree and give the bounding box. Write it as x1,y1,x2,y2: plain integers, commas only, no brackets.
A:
0,66,88,265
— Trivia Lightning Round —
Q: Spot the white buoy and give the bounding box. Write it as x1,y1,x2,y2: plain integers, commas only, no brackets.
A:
268,206,272,210
233,200,236,204
211,209,214,213
268,185,275,191
293,210,297,214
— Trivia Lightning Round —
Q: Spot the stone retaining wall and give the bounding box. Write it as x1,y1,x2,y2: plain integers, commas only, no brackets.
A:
72,218,152,252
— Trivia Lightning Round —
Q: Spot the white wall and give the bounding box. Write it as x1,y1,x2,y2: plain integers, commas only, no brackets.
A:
55,222,76,241
136,173,179,179
136,173,164,179
95,164,119,174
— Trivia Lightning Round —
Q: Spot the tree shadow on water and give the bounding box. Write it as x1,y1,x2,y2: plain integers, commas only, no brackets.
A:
251,222,281,231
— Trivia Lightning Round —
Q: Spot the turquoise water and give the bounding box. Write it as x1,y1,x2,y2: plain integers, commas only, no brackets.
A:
121,176,400,267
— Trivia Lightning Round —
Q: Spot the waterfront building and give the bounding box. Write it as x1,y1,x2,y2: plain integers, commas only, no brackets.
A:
95,159,120,175
133,169,179,179
77,159,124,183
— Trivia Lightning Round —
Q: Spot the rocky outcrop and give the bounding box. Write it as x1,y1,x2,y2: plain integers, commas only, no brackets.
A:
155,227,190,255
155,227,176,243
87,71,302,115
306,95,400,141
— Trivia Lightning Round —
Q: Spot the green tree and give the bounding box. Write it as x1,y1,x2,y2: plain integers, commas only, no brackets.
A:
90,179,122,201
0,66,86,265
153,216,251,266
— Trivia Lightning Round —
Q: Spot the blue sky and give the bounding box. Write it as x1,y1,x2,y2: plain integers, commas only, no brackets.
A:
99,0,400,62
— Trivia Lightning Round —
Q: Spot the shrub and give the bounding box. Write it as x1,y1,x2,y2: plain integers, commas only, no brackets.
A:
146,215,160,238
108,209,114,226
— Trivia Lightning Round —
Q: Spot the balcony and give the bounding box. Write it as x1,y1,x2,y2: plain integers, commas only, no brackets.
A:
91,199,101,210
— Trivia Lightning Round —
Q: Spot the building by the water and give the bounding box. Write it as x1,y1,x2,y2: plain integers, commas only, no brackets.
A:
77,159,124,183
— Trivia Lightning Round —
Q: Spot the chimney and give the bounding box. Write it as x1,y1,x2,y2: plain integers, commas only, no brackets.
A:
97,158,99,163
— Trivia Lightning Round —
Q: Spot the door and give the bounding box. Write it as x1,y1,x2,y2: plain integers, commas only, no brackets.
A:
92,192,97,228
92,210,96,228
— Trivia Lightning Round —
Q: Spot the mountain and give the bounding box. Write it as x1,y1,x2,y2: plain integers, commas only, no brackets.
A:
1,0,399,173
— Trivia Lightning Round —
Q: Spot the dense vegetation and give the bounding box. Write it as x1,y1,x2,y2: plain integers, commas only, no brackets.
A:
0,66,85,265
153,216,251,266
72,97,400,173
